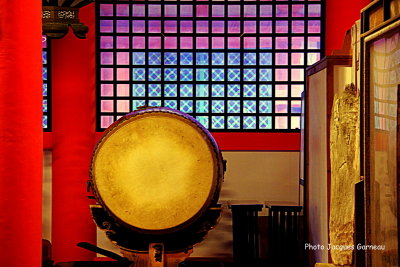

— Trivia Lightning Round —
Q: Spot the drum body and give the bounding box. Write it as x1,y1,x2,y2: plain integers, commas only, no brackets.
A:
90,107,224,252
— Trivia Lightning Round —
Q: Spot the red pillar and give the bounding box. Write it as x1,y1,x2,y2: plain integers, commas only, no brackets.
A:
51,4,97,262
0,1,43,266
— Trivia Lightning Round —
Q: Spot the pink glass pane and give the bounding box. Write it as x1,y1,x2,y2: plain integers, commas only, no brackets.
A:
260,37,272,49
180,5,193,17
276,5,288,17
132,20,145,33
196,37,209,49
180,21,193,33
276,21,288,33
117,100,130,112
117,36,129,49
292,5,305,17
116,20,129,33
149,37,161,49
101,68,114,81
260,5,272,17
132,4,145,17
260,21,272,33
117,52,129,65
117,84,130,96
228,37,240,49
292,21,304,33
132,36,145,49
212,5,224,17
308,37,320,49
275,69,288,81
101,84,113,97
275,101,288,113
116,4,129,16
42,35,47,48
196,21,209,33
117,68,129,81
276,37,288,49
148,20,161,33
308,20,321,33
244,21,256,33
291,69,304,81
100,20,113,33
307,53,320,65
101,100,113,112
292,37,304,49
244,5,256,17
244,37,256,49
228,21,240,33
276,85,288,97
100,36,114,49
100,4,113,16
165,37,177,49
101,116,114,129
148,5,161,17
197,5,209,17
212,21,224,33
276,53,288,65
165,5,177,17
228,5,240,17
308,4,321,17
212,37,225,49
291,52,304,65
165,21,177,33
181,37,193,49
291,84,304,97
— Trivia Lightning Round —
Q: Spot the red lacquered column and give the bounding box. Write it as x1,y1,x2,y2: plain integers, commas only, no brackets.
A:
51,5,97,262
0,1,43,266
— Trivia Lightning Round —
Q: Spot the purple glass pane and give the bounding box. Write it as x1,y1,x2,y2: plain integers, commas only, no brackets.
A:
275,69,288,81
117,68,129,81
132,36,145,49
42,35,47,48
101,84,113,97
165,37,177,49
149,37,161,49
100,4,113,16
116,4,129,16
292,21,305,33
292,37,304,49
100,52,113,65
117,52,129,65
244,5,256,17
260,21,272,33
181,5,193,17
117,84,130,96
148,5,161,17
308,37,320,49
292,5,305,17
212,37,225,49
308,20,321,33
244,21,256,33
291,52,304,65
197,5,209,17
276,53,288,65
132,20,145,33
228,5,240,17
276,5,288,17
308,4,321,17
132,4,145,17
101,68,114,81
165,5,177,17
100,20,113,33
148,20,161,33
276,21,288,33
117,36,129,49
181,37,193,49
244,37,256,49
291,69,304,81
100,36,114,49
260,5,272,17
165,21,177,33
196,21,209,33
180,21,193,33
228,21,240,33
116,20,129,33
212,21,224,33
212,5,224,17
276,85,288,97
275,101,288,113
196,37,209,49
276,37,288,49
228,37,240,49
260,37,272,49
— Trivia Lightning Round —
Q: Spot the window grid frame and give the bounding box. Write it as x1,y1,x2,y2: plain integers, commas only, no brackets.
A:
43,35,52,132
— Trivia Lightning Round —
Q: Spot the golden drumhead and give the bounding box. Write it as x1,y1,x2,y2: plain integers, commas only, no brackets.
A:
92,111,217,232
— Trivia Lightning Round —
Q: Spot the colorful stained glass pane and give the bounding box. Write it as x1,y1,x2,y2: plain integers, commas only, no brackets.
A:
227,100,240,113
212,21,225,33
259,116,272,129
243,116,256,129
228,84,240,97
244,100,256,113
149,99,161,107
164,68,178,81
164,100,178,109
116,36,129,49
212,100,224,113
228,69,241,81
196,116,209,128
212,116,224,129
244,53,257,65
212,69,225,81
276,5,288,17
132,36,145,49
276,84,288,97
291,84,304,97
291,116,301,129
148,52,161,65
292,5,305,17
148,84,161,97
148,68,161,81
165,5,177,17
276,21,288,33
197,5,209,17
132,84,145,97
165,20,177,33
196,53,209,65
180,69,193,81
196,84,209,97
132,100,146,110
164,84,178,97
196,69,209,81
292,21,305,33
101,68,113,81
259,100,272,113
276,37,288,49
275,116,288,129
228,5,240,17
212,53,224,65
308,20,321,33
196,100,209,113
165,37,177,49
180,84,193,97
212,5,224,17
307,53,320,65
244,21,257,33
308,37,320,49
180,5,193,17
260,21,272,33
228,21,241,33
212,84,224,97
260,5,272,17
181,37,193,49
180,100,193,113
276,53,288,65
228,53,241,65
243,84,256,97
196,20,209,33
259,84,272,97
308,4,321,17
196,37,209,49
260,37,272,49
180,21,193,33
100,4,113,16
42,67,48,80
43,83,48,96
181,53,193,65
228,116,240,129
243,69,256,81
165,52,177,65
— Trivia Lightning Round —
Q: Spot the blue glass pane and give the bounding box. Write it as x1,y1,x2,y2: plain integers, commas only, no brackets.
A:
132,68,146,81
259,69,272,81
149,99,161,107
148,68,161,81
212,69,225,81
260,53,272,65
148,84,161,97
259,84,272,97
212,116,224,129
212,100,224,113
259,100,272,113
132,99,146,110
196,53,209,65
42,67,47,80
43,115,48,129
180,100,193,113
180,53,193,65
164,100,177,109
43,83,48,96
196,84,209,97
196,116,209,128
148,52,161,65
228,53,241,65
227,69,241,81
164,84,177,97
244,53,256,65
243,100,256,113
180,68,193,81
228,84,240,97
212,53,224,65
164,68,178,81
243,69,256,81
259,116,272,129
133,52,146,65
196,69,209,81
243,116,256,129
164,52,177,65
212,84,224,97
227,100,240,113
180,84,193,97
43,99,48,112
196,100,209,113
132,84,146,97
243,84,257,97
42,51,47,65
228,116,240,129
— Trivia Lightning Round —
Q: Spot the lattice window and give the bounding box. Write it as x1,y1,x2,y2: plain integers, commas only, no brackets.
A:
42,35,51,131
97,0,323,131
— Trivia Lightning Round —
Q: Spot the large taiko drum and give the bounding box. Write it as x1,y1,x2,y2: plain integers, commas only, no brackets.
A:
89,107,224,253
